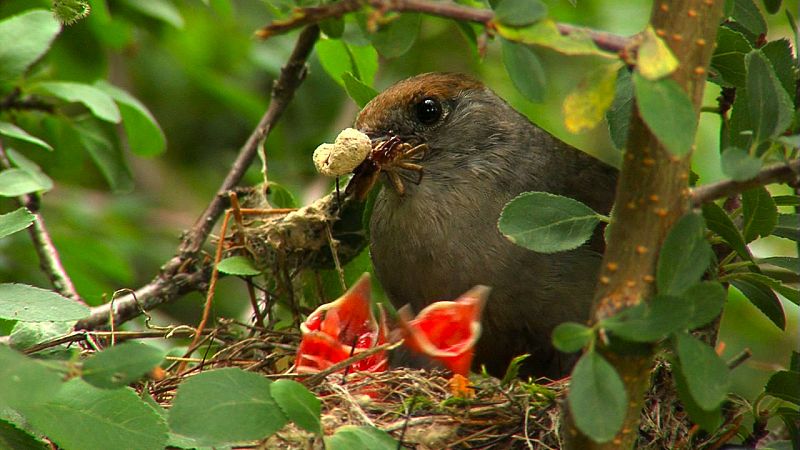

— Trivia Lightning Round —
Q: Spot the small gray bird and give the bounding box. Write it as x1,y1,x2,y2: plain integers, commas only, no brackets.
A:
348,73,618,378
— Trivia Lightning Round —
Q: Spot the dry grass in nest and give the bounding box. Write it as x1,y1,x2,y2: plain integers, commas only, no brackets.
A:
145,321,748,449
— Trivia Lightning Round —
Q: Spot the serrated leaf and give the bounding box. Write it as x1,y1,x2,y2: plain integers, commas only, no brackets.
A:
0,419,47,450
634,73,697,156
675,332,730,410
0,10,61,82
493,0,547,28
551,322,592,352
563,63,619,133
82,342,166,389
683,282,727,330
342,72,378,108
501,39,546,103
728,272,798,305
498,191,601,253
607,68,633,150
742,186,777,242
758,257,800,273
0,122,53,151
657,213,712,296
604,294,694,342
0,207,35,239
271,379,321,434
217,256,261,276
19,379,168,450
0,283,89,322
0,345,63,410
496,20,613,58
0,169,48,197
711,26,752,87
762,39,797,102
731,279,786,329
325,425,398,450
168,368,287,446
94,81,166,157
568,350,626,443
728,0,767,36
721,147,762,181
673,360,724,431
765,370,800,404
772,213,799,241
746,50,793,144
33,81,121,123
369,13,420,58
637,27,679,80
702,202,750,260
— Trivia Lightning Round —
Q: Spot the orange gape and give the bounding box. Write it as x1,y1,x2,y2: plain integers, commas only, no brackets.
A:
294,274,487,377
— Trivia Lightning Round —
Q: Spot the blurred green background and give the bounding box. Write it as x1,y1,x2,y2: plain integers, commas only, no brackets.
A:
0,0,797,402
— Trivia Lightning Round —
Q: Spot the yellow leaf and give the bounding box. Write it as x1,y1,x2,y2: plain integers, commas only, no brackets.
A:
563,63,621,133
637,26,679,80
495,19,616,59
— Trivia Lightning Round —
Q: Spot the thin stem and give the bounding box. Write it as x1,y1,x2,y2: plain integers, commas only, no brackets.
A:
690,159,800,206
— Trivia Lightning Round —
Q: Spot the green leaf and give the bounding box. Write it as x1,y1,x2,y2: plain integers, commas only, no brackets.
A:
552,322,592,352
746,50,793,144
728,0,768,36
320,17,345,38
19,379,168,450
603,294,692,342
702,202,750,260
568,350,627,443
672,360,723,431
501,39,546,103
675,332,730,411
500,354,530,385
325,425,398,450
0,122,53,151
0,169,48,197
731,279,786,329
498,191,601,253
773,195,800,206
0,345,63,410
267,182,298,208
71,119,134,193
711,26,752,87
316,39,378,87
656,212,712,296
633,73,697,156
82,342,167,389
606,68,633,150
729,272,798,304
758,256,800,273
168,368,287,446
763,0,782,14
0,10,61,82
765,370,800,404
720,147,762,181
217,255,262,276
342,72,379,108
0,207,35,239
762,39,797,102
563,63,619,133
0,419,47,450
8,321,76,359
94,81,166,157
0,283,89,322
493,0,547,28
636,27,679,80
683,282,727,330
7,149,54,192
369,13,420,58
33,82,121,123
495,20,613,58
119,0,185,28
271,379,321,434
742,186,777,242
773,213,799,241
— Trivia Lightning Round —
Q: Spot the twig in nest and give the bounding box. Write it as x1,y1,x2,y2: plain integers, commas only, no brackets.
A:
303,341,403,385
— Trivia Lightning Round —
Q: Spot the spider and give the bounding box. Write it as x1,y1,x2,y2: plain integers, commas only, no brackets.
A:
345,135,427,200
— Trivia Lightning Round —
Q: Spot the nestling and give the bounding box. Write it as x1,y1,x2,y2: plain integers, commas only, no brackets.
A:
349,73,618,378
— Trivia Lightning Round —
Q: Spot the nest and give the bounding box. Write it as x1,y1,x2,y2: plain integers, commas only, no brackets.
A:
145,320,747,449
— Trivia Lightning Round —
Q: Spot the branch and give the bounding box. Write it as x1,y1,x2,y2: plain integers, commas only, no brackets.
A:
75,25,321,330
256,0,631,53
690,159,800,206
0,141,83,304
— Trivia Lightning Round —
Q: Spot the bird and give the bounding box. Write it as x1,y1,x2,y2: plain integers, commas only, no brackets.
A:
347,72,618,378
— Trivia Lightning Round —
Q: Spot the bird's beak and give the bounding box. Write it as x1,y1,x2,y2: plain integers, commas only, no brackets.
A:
295,274,389,373
396,286,489,376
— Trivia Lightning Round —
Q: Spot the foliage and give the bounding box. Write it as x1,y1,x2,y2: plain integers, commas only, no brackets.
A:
0,0,797,448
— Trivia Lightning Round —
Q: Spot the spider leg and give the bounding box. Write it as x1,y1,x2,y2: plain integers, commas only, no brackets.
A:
402,143,428,160
386,170,406,196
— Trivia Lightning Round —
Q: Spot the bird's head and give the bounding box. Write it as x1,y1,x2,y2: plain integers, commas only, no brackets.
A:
348,72,522,199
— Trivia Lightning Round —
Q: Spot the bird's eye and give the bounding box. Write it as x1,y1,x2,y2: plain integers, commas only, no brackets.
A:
414,97,442,125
